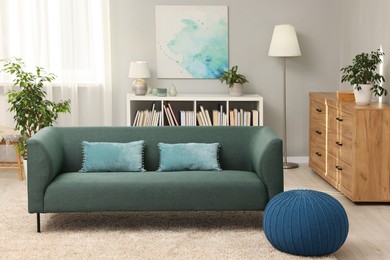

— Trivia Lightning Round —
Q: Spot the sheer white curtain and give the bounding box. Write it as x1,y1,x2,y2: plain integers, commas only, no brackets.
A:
0,0,112,127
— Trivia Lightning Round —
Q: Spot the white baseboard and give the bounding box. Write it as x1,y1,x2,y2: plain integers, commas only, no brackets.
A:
287,156,308,164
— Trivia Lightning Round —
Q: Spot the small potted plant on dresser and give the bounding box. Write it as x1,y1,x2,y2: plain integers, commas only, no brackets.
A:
219,65,249,96
1,57,71,177
340,49,387,105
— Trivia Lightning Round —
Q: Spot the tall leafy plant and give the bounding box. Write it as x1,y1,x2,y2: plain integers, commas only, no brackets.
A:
340,49,386,96
1,57,71,158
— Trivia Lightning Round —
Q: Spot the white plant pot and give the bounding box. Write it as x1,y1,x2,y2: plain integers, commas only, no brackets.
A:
354,84,373,105
229,83,244,96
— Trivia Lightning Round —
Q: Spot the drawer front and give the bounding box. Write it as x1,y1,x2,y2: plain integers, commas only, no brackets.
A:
338,137,352,165
310,122,326,147
339,111,353,140
328,129,337,156
328,154,353,192
338,160,353,193
325,153,338,182
328,130,353,165
328,107,353,141
310,100,326,126
328,106,337,131
309,142,326,173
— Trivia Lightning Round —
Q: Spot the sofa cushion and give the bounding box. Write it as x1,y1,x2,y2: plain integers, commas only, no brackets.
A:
158,142,221,171
44,170,268,212
80,140,145,172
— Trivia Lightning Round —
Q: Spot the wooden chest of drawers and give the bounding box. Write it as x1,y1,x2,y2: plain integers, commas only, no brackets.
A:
309,92,390,202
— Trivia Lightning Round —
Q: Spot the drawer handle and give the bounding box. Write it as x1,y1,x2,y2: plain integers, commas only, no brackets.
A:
315,152,322,157
316,108,322,113
335,166,343,171
336,117,343,122
315,130,322,135
336,141,343,146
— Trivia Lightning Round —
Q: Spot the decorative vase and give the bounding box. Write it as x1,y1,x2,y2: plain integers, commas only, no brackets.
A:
229,83,244,96
132,79,147,96
354,84,372,105
169,84,177,96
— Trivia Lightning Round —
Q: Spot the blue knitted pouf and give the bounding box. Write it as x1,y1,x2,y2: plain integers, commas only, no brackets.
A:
263,189,349,256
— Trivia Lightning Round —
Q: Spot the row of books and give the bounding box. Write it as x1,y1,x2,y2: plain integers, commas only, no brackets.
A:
230,108,259,126
196,106,259,126
132,103,162,126
132,102,259,126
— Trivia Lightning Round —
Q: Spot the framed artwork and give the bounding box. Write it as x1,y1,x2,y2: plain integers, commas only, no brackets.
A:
156,5,228,79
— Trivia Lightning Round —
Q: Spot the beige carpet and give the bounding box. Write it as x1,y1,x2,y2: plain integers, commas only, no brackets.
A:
0,186,335,259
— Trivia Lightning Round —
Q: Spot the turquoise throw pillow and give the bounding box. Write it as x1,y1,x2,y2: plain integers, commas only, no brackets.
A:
80,140,145,172
158,142,221,171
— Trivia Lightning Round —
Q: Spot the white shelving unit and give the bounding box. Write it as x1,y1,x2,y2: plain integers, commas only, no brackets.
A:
126,93,263,126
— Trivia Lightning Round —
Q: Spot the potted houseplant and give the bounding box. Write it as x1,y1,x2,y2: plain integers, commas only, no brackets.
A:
340,49,386,105
1,57,71,162
219,65,249,96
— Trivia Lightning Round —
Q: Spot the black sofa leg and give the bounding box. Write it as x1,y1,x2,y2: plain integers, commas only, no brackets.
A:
37,213,41,233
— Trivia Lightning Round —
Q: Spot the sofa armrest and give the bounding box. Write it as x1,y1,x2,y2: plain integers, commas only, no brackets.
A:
27,127,64,213
250,126,283,200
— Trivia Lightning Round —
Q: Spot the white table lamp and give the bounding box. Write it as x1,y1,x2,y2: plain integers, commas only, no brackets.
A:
129,61,151,95
268,24,301,169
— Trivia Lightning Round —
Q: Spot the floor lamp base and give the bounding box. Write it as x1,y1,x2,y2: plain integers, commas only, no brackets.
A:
283,162,299,169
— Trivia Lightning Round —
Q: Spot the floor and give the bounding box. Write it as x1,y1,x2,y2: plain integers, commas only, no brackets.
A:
1,159,390,259
284,166,390,259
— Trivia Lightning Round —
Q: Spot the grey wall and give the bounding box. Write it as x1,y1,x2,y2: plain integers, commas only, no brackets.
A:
110,0,342,157
340,0,390,103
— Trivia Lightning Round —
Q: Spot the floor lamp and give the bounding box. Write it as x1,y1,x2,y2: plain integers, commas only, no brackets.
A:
268,24,301,169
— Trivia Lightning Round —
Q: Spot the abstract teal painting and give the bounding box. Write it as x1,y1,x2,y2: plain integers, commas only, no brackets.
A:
156,6,228,79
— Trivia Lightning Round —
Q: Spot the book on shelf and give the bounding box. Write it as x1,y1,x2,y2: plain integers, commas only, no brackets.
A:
140,110,146,126
205,109,212,126
229,110,235,126
180,111,186,126
218,103,224,125
212,110,219,126
196,112,204,126
133,111,140,126
189,111,196,126
252,110,259,126
149,102,156,126
244,111,251,126
198,105,208,126
239,108,244,126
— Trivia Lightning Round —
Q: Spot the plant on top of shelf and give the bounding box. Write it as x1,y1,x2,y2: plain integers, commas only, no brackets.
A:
219,65,249,96
1,57,71,158
340,49,386,105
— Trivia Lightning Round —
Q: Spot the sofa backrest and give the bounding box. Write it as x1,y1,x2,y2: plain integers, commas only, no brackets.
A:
51,126,266,172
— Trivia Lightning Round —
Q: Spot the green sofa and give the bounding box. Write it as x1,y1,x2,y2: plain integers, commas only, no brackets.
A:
27,126,283,232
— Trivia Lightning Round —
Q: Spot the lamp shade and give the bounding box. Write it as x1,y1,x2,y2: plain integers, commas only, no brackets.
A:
268,24,301,57
128,61,151,78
